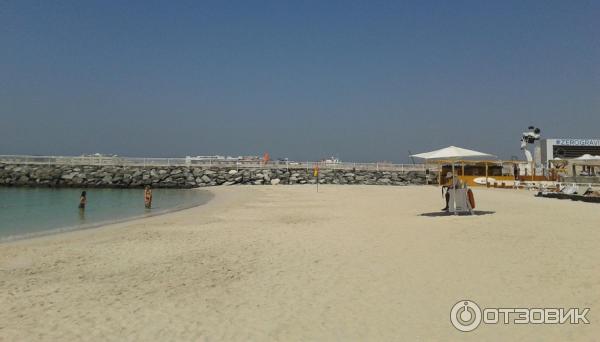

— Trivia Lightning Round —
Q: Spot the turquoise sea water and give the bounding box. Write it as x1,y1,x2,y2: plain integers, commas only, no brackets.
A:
0,187,212,241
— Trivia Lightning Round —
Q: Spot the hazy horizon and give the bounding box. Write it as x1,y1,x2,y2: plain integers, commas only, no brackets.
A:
1,1,599,162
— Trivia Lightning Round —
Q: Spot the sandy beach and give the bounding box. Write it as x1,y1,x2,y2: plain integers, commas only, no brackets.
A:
1,185,599,340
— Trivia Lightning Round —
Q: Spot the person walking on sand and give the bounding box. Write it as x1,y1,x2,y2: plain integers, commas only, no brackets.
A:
144,186,153,209
78,191,87,209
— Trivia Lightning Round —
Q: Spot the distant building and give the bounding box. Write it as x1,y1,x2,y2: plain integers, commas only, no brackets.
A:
541,139,600,164
184,155,261,164
185,155,260,161
322,156,341,164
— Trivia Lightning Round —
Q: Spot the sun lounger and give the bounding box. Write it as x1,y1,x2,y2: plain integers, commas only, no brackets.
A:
576,185,592,195
537,184,600,203
561,184,577,195
539,183,560,193
502,180,515,188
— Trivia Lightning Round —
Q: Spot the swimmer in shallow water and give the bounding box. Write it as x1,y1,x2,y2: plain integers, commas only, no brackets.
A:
78,191,87,209
144,186,153,209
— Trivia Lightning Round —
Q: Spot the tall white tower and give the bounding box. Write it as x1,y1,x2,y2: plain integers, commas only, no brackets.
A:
520,126,542,175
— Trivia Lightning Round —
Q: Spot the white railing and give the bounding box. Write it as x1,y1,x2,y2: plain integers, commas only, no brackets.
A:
0,154,434,172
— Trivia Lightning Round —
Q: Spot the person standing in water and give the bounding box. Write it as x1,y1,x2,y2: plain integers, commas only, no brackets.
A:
78,191,87,209
144,186,153,209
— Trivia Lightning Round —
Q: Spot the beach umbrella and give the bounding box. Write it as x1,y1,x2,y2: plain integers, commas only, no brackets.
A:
575,154,600,160
411,146,496,214
410,146,496,161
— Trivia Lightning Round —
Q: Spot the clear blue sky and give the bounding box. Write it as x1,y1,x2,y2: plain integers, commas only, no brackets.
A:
1,1,598,162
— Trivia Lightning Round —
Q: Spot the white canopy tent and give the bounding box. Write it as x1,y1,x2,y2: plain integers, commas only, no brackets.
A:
575,154,600,160
411,146,496,214
411,145,496,161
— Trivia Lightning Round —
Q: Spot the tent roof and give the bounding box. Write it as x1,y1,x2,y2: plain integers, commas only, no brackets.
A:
574,154,600,160
411,146,496,160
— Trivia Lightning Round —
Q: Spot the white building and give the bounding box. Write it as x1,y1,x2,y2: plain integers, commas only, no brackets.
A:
541,138,600,165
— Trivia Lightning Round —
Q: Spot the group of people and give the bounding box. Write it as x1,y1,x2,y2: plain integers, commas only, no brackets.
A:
78,186,153,210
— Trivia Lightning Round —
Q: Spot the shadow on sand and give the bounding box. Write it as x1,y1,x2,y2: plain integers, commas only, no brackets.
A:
420,210,495,217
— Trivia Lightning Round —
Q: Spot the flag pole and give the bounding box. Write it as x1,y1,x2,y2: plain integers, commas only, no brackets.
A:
313,163,319,192
452,162,457,215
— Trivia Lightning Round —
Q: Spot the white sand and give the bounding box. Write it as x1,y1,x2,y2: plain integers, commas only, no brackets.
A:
1,185,599,340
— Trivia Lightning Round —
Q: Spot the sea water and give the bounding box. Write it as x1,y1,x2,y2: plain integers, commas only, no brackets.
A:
0,187,212,241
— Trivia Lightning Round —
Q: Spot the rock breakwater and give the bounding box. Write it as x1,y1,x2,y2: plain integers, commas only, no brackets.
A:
0,164,436,188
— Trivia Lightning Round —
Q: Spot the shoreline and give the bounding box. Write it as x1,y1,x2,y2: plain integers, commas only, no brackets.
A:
0,188,214,244
1,185,599,340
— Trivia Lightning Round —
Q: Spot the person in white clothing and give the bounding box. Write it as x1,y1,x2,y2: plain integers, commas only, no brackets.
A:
442,172,462,211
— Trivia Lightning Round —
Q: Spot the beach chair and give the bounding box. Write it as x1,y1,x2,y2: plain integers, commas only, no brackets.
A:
576,185,592,196
561,184,577,195
524,182,537,191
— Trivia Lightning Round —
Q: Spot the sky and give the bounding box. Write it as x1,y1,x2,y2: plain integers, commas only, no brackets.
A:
1,1,598,162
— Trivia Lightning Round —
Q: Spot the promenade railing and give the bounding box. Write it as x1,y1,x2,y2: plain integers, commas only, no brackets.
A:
0,155,434,172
